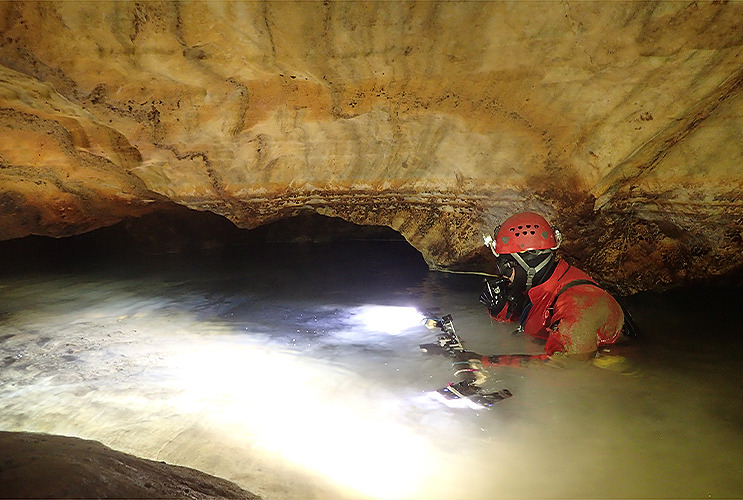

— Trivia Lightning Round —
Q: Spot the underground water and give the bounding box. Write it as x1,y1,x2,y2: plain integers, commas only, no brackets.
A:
0,220,742,499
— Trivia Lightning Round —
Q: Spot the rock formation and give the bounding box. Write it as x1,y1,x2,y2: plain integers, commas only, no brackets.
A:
0,431,259,499
0,1,741,294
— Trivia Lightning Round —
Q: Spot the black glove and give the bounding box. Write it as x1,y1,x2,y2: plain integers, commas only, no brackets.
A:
479,276,509,316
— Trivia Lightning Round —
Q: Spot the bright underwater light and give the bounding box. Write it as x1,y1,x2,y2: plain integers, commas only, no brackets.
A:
0,285,464,500
353,305,425,333
173,341,445,499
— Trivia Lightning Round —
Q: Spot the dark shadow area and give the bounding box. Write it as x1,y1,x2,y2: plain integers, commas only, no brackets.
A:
0,206,416,277
623,283,743,354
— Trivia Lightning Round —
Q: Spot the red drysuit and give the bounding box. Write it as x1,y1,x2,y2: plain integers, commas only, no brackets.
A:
483,260,624,366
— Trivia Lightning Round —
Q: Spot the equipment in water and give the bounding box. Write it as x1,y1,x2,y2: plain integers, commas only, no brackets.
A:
420,314,512,409
419,314,465,356
433,381,513,410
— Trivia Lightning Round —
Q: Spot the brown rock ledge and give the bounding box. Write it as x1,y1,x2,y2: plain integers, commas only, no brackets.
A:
0,431,259,499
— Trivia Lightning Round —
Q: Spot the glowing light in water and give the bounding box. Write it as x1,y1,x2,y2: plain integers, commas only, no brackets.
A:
173,341,440,499
3,250,743,500
352,305,425,333
0,292,462,499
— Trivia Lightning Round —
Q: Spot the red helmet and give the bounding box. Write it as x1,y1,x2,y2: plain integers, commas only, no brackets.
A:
492,212,561,255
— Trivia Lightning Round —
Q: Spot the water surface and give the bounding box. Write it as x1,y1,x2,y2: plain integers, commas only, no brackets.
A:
1,241,741,498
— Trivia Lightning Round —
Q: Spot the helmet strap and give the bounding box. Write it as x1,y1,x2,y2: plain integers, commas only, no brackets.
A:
511,252,553,289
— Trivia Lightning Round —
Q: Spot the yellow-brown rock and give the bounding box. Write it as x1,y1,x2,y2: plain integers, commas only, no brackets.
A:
0,1,741,293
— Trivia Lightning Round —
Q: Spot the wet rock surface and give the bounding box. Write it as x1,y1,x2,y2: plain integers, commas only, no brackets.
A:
0,431,259,499
0,1,742,293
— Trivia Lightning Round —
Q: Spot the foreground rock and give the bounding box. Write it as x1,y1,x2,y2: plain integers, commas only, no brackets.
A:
0,431,259,499
0,1,741,294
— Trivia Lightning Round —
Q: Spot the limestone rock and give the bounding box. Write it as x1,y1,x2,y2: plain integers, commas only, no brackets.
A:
0,1,741,293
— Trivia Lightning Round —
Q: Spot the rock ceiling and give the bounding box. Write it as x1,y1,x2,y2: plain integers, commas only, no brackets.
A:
0,1,741,293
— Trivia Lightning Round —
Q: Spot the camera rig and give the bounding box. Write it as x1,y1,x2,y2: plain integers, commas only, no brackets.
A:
419,313,512,409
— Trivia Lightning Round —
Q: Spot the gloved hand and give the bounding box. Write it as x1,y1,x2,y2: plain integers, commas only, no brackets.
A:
479,276,510,315
452,354,487,385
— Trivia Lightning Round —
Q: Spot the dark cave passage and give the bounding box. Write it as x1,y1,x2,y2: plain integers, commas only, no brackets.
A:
0,206,415,273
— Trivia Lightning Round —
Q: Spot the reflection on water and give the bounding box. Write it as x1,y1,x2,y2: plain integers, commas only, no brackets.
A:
1,241,742,499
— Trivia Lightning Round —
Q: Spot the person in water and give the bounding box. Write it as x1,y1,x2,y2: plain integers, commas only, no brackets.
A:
476,211,631,366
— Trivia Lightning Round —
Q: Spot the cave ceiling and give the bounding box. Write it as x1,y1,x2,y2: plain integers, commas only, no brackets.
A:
0,1,741,293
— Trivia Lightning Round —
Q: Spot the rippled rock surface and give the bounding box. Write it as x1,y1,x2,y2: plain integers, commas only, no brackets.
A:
0,1,742,293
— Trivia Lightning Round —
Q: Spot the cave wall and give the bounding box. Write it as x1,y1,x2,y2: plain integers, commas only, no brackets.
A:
0,1,741,293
